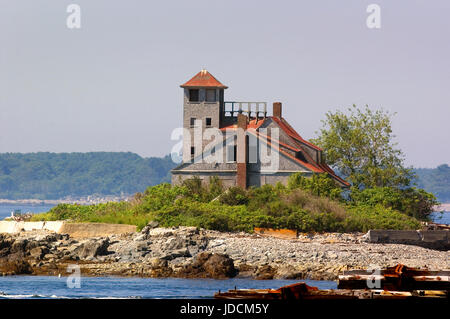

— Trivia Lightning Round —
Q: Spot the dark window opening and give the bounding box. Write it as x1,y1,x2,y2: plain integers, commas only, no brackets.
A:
296,151,307,162
190,118,196,127
206,118,212,127
189,89,199,102
206,89,216,102
226,144,237,163
191,147,195,157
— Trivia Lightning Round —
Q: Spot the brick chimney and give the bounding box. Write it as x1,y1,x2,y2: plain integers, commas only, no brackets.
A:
273,102,282,118
236,113,247,189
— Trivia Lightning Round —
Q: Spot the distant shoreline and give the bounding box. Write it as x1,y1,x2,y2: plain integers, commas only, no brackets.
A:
0,196,130,206
435,203,450,211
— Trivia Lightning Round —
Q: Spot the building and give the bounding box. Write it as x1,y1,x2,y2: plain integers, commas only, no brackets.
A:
171,70,349,189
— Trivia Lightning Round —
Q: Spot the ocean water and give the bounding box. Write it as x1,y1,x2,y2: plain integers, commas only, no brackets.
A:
431,211,450,225
0,204,55,220
0,276,336,299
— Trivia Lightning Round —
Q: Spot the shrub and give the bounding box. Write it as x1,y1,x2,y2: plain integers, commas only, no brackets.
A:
219,187,249,206
287,173,342,200
350,186,438,220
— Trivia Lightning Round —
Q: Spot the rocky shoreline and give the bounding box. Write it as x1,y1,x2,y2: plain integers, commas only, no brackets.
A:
1,224,449,280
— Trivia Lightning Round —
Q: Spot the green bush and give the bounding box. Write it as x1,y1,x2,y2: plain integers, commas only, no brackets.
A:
350,186,438,220
287,173,343,200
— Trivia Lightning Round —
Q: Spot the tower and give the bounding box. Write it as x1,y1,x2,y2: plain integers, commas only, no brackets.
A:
180,69,228,162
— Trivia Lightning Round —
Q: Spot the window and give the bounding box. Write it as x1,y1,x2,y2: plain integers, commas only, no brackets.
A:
206,89,216,102
189,89,199,102
191,147,195,157
206,118,212,127
190,118,196,127
226,145,237,162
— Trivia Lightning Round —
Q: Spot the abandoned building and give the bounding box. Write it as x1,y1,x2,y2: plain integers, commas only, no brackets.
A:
171,70,349,189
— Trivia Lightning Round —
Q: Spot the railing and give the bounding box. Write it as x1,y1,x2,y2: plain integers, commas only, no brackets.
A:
224,102,267,119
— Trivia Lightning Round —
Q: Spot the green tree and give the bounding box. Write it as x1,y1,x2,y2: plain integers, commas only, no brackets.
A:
312,105,413,189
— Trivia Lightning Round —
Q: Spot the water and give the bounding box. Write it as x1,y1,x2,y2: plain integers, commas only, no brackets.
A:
0,204,55,220
431,211,450,225
0,276,336,299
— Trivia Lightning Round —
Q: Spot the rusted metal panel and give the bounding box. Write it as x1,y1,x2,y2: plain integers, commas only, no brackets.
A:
254,228,298,239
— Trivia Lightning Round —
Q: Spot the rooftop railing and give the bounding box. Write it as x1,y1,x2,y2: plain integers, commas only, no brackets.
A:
224,101,267,119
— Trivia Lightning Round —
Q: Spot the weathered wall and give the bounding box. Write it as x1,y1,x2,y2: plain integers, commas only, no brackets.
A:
367,229,449,250
0,221,64,233
0,221,136,238
58,223,136,238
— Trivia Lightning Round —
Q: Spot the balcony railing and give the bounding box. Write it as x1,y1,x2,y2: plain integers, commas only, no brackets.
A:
224,101,267,119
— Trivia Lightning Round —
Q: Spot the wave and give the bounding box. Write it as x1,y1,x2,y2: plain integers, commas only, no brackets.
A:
0,291,142,299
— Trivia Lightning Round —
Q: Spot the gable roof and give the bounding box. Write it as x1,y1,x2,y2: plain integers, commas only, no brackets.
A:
180,70,228,89
248,128,350,187
271,117,322,151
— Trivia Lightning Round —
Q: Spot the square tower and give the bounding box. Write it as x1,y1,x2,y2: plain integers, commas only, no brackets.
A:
180,69,227,162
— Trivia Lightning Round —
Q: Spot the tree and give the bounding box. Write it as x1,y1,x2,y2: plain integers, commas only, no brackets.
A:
312,105,414,189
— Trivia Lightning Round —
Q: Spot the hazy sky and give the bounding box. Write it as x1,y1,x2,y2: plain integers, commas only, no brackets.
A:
0,0,449,167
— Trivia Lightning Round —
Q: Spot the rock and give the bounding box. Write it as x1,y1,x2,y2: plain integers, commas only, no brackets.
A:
133,234,147,242
236,264,256,278
0,260,32,275
29,247,49,260
275,265,304,280
10,239,28,254
71,238,110,259
178,252,237,279
148,228,174,237
160,248,190,261
141,221,159,233
255,265,276,280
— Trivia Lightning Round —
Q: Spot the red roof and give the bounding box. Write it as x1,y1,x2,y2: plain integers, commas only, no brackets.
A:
221,116,349,187
272,117,322,151
180,70,228,89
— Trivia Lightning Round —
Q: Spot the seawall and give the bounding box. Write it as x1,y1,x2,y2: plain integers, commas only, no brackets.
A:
0,221,136,238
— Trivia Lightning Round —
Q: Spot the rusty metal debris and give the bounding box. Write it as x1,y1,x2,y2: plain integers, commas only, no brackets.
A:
214,264,449,300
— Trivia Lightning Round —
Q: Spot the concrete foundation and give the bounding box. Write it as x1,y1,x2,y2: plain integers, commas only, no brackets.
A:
0,221,136,238
367,229,449,250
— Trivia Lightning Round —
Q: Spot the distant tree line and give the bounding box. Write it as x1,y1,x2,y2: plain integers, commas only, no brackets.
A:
414,164,450,203
0,152,177,199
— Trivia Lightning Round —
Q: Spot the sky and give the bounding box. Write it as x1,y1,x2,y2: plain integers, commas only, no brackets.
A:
0,0,449,168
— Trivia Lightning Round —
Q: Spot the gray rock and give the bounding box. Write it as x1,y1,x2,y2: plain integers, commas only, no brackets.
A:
70,238,110,259
29,247,49,260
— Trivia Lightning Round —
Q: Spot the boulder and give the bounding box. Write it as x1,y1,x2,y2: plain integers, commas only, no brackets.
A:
178,252,237,279
255,265,276,280
71,238,110,259
0,260,32,275
160,248,190,261
29,247,49,260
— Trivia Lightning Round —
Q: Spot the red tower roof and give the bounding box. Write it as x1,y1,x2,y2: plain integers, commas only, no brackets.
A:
180,70,228,89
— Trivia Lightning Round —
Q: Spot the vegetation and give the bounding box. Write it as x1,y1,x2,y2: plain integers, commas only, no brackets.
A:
32,174,422,233
311,105,413,189
0,152,176,199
